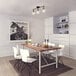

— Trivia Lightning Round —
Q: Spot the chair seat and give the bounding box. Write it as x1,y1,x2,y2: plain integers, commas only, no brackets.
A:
15,55,22,59
22,58,37,63
43,50,54,54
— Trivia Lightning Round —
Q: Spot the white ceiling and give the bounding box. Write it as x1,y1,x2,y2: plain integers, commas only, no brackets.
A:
0,0,76,18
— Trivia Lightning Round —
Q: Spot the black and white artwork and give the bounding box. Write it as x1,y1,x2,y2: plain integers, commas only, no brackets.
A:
10,21,29,40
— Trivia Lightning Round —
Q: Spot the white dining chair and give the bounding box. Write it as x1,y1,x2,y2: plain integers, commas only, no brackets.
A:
13,47,21,59
47,44,64,64
13,46,22,71
46,43,55,53
42,43,55,63
43,43,55,57
20,49,37,63
59,44,64,55
50,44,64,64
20,49,37,75
58,44,64,64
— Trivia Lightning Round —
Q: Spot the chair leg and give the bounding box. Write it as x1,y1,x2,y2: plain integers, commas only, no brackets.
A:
42,54,48,64
58,56,64,65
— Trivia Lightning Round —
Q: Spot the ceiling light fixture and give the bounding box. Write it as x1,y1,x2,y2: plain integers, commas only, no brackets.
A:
32,5,46,15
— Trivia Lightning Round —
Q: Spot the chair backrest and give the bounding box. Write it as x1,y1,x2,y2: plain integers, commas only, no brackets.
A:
13,47,20,58
59,44,64,49
58,44,64,56
48,43,55,53
48,43,55,46
20,49,30,62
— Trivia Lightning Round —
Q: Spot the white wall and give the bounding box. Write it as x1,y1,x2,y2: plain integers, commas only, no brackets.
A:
44,11,76,60
0,15,44,57
44,17,70,58
69,11,76,59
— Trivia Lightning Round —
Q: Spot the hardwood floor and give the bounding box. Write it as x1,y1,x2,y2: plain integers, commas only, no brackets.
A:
0,56,19,76
0,56,76,76
59,57,76,76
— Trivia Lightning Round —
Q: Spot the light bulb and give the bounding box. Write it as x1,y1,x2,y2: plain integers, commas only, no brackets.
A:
36,10,40,14
32,9,35,15
42,6,46,13
36,6,40,14
42,9,46,13
32,12,35,15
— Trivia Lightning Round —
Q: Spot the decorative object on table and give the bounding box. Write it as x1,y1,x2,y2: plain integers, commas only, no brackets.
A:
24,39,32,44
27,39,32,44
43,39,49,48
10,21,29,41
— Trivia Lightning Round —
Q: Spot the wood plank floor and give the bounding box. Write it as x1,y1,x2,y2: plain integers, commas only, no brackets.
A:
0,56,76,76
0,56,19,76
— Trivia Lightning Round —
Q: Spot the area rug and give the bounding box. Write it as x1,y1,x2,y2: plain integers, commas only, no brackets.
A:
9,58,73,76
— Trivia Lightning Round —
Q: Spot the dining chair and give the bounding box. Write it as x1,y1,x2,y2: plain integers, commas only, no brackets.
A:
45,43,55,53
43,43,55,57
20,49,37,75
13,46,22,71
49,44,64,64
13,46,21,59
58,44,64,64
46,44,64,64
42,43,55,64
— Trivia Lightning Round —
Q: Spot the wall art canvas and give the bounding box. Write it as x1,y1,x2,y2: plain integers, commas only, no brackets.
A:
10,21,29,40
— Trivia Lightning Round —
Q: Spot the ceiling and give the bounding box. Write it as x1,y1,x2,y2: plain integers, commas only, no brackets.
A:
0,0,76,19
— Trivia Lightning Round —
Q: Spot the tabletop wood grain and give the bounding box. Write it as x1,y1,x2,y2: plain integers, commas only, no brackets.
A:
22,43,61,52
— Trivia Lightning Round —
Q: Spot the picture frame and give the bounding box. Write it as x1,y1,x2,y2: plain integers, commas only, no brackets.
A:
10,21,29,41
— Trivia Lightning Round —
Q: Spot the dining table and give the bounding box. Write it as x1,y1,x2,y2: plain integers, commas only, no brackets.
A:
22,43,61,74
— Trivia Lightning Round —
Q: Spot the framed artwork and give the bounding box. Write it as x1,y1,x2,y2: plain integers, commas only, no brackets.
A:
10,21,29,41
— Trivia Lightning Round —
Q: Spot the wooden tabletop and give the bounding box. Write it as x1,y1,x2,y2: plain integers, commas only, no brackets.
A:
22,43,61,52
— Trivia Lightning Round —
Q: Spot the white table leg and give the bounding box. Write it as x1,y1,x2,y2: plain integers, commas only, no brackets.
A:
56,50,58,68
39,51,41,74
